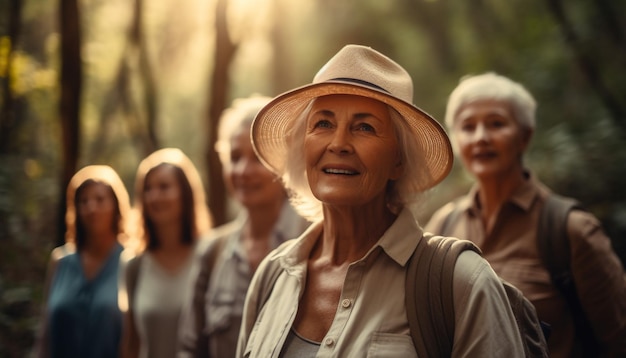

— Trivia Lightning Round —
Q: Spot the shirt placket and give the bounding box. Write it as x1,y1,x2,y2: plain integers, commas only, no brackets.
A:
316,260,365,357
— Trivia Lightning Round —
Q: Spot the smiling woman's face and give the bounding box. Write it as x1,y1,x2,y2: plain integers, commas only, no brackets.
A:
225,123,286,210
76,181,118,238
452,99,530,181
303,94,403,208
143,164,183,225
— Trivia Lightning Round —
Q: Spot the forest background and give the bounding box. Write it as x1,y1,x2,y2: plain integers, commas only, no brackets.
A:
1,0,625,356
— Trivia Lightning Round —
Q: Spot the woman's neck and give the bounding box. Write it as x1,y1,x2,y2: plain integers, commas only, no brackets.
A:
80,233,118,279
244,199,285,241
318,202,397,265
152,222,185,251
83,232,117,258
476,167,526,233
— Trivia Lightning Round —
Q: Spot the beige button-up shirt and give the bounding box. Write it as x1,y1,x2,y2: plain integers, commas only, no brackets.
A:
177,202,309,358
238,208,525,357
425,173,626,357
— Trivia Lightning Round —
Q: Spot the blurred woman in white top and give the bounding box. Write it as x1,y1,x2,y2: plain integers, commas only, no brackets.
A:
120,148,212,358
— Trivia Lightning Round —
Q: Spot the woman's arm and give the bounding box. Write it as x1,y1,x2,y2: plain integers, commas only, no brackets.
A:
451,251,526,357
120,310,140,358
568,210,626,355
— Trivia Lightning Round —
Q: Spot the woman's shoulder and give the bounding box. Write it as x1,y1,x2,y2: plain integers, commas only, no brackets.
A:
565,206,621,266
194,221,242,258
424,198,465,233
541,191,608,245
45,245,75,283
453,249,493,283
207,219,243,241
566,205,603,236
50,243,76,261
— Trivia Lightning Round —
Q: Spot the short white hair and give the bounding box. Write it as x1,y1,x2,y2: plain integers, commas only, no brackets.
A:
445,72,537,132
215,94,272,167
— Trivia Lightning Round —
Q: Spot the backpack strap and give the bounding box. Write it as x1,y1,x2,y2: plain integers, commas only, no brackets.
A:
536,193,601,354
405,233,480,357
536,193,581,290
191,235,229,355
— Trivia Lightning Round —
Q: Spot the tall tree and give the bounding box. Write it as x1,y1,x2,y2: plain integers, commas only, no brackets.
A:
57,0,82,245
205,0,238,226
98,0,158,160
544,0,626,133
130,0,159,156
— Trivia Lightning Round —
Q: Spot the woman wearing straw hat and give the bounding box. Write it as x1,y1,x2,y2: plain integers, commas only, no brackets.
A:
236,45,526,357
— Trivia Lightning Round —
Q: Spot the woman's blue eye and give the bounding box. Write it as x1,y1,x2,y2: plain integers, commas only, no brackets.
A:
490,120,506,128
230,152,241,164
314,119,332,128
460,123,475,132
356,123,375,132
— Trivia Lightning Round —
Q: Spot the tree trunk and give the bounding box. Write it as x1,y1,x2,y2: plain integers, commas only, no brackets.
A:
544,0,626,133
131,0,158,156
57,0,82,246
101,0,158,159
403,0,457,72
205,0,237,226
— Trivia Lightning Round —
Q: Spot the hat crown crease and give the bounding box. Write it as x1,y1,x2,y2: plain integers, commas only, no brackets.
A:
313,45,414,103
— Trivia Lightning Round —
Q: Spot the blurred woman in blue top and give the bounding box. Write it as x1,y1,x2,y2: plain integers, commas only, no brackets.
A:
36,165,131,358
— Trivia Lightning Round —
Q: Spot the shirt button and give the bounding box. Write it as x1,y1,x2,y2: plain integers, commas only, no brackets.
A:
325,337,335,347
341,298,351,308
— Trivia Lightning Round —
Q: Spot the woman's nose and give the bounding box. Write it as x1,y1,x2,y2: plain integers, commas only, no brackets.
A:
233,157,255,176
143,189,159,203
472,123,489,143
81,200,97,214
328,127,353,154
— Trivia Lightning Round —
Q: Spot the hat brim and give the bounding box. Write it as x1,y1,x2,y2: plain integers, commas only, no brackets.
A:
251,80,453,191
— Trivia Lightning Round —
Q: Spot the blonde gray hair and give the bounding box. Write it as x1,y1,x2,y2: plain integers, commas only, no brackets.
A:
215,95,273,168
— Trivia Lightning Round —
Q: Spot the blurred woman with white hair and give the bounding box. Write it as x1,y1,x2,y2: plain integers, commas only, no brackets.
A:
426,72,626,357
177,95,309,358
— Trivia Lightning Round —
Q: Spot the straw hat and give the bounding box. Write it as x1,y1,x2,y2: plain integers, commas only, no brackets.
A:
251,44,453,191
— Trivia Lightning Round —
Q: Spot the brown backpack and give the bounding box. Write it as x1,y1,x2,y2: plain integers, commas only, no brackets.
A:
405,234,549,357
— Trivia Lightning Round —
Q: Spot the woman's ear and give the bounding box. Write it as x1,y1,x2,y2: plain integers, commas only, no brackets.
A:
390,156,404,181
520,127,534,152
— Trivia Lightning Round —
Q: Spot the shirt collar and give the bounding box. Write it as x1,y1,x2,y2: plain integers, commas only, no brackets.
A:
226,201,310,260
274,207,422,269
464,169,542,216
376,208,423,266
